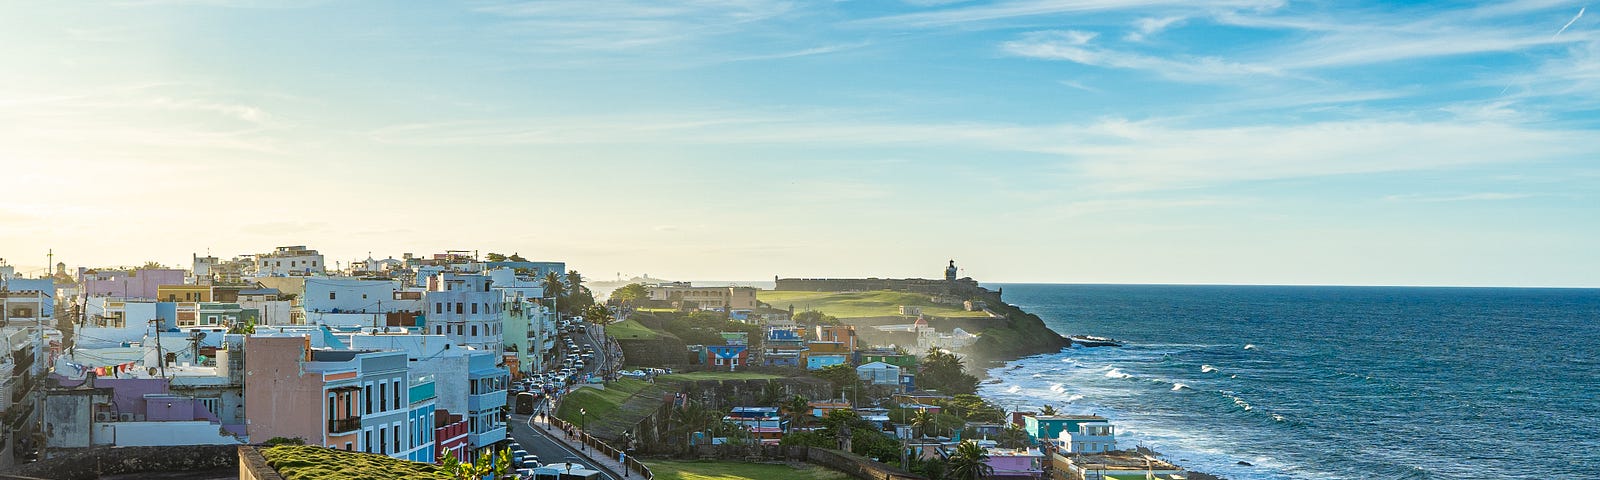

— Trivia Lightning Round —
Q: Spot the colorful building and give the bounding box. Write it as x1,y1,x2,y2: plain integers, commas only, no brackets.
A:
157,284,212,303
706,345,749,370
243,335,420,458
1023,415,1109,444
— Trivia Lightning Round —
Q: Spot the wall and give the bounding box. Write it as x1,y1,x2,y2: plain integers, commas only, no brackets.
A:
98,421,244,446
243,336,323,446
0,445,239,480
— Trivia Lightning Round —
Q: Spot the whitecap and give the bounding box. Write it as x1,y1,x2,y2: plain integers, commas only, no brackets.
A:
1201,365,1218,373
1005,385,1021,394
1065,394,1084,403
1243,344,1257,350
1049,383,1067,394
1172,383,1190,391
1105,369,1132,379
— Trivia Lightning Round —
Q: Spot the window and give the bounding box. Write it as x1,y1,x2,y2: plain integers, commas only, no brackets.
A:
435,303,442,314
379,428,386,454
365,385,372,414
471,325,477,336
291,261,297,267
345,442,352,451
312,260,318,267
456,303,463,314
394,380,401,407
434,325,442,334
330,292,337,300
365,430,372,453
393,424,401,453
379,383,387,411
328,395,336,419
471,303,478,314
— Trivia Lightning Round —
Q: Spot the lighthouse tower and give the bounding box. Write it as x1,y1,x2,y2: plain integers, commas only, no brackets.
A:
945,259,958,282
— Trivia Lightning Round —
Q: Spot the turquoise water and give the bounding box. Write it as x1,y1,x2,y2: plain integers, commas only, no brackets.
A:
978,284,1600,479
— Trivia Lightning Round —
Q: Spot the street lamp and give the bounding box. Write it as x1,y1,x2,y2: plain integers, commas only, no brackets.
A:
579,408,587,451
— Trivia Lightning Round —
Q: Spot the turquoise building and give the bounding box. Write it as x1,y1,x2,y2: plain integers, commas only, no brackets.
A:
1023,414,1109,443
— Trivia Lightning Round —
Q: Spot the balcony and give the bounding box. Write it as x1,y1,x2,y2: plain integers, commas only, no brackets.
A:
467,391,506,412
469,426,507,449
327,416,361,434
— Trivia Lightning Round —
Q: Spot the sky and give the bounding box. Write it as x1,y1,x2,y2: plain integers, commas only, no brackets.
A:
0,0,1597,287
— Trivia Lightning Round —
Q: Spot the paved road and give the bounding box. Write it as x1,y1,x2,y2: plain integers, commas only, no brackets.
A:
506,401,622,480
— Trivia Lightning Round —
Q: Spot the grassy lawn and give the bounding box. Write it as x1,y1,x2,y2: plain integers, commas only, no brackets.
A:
757,290,992,319
605,318,661,340
553,379,650,425
645,460,850,480
658,371,781,381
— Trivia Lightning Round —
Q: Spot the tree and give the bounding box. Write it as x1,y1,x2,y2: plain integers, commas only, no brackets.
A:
508,253,528,262
1039,404,1058,416
946,440,994,480
485,252,508,262
141,261,165,269
441,447,512,480
609,283,649,308
794,310,839,326
918,348,979,395
542,271,566,299
584,304,613,324
780,395,812,431
911,409,936,439
996,423,1031,449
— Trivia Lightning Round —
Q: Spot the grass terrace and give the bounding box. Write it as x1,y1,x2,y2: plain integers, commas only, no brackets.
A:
644,460,851,480
605,318,661,340
260,445,448,480
757,290,993,319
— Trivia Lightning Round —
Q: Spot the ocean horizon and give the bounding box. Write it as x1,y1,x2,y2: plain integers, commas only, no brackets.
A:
978,283,1599,480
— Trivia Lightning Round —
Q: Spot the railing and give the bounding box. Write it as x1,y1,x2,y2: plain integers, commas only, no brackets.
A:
548,415,653,479
327,416,361,434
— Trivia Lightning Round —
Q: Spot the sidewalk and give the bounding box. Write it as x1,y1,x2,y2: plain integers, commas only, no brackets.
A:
531,410,644,479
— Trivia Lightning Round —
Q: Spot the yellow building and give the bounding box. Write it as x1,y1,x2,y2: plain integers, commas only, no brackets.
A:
157,284,212,303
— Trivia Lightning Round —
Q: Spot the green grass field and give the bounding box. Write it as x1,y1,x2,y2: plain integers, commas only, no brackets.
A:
644,460,851,480
658,371,781,381
553,379,651,425
605,319,661,340
757,290,993,319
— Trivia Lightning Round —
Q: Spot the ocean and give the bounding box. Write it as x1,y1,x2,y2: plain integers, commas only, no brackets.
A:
977,284,1600,479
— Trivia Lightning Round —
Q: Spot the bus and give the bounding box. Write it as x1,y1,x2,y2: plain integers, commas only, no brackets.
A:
515,392,538,415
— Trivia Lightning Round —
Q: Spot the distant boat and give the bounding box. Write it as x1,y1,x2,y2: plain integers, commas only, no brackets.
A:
1070,335,1122,348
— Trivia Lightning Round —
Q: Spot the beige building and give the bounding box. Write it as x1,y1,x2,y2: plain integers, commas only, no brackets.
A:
646,285,758,310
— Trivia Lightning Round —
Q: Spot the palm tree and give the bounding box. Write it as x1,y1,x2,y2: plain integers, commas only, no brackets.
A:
911,409,936,439
1039,404,1058,416
542,271,565,300
780,395,811,432
946,440,993,480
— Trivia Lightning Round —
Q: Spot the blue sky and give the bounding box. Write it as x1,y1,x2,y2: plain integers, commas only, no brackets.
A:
1,0,1596,287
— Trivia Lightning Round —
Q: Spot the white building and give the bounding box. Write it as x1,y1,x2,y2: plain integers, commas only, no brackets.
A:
856,361,903,387
1061,422,1118,454
424,274,503,352
256,246,325,276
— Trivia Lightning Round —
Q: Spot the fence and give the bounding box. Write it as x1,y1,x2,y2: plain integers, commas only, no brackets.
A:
548,415,653,480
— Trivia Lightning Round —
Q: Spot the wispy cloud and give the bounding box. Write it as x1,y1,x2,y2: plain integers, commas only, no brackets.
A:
1125,15,1185,41
1001,30,1287,82
1383,193,1537,202
854,0,1282,28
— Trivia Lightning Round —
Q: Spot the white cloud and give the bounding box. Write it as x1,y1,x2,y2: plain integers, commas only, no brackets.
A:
1126,15,1185,41
854,0,1282,28
1383,193,1537,202
1001,30,1286,81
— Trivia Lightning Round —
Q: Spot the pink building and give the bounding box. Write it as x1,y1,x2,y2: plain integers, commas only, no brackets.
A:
983,447,1044,480
244,335,412,456
80,268,187,300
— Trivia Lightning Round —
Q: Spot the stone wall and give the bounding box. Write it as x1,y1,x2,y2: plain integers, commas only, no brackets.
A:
775,278,981,296
0,445,238,480
237,445,284,480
